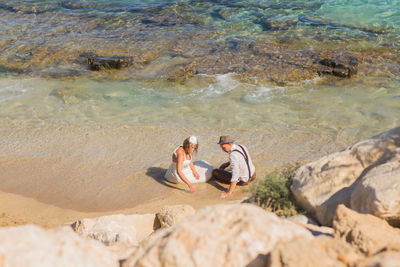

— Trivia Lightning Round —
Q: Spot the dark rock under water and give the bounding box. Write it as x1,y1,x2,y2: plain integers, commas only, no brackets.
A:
84,55,134,71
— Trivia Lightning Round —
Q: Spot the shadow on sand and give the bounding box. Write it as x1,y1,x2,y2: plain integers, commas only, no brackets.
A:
145,167,187,192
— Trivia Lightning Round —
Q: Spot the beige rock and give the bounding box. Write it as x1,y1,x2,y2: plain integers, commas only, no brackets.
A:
155,204,195,229
70,213,156,246
291,126,400,225
266,236,362,267
350,156,400,227
123,204,313,267
356,251,400,267
300,223,334,237
287,214,318,225
333,205,400,255
0,225,118,267
107,243,138,261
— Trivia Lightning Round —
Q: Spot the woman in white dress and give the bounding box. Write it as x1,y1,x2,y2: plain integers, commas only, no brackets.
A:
164,136,213,193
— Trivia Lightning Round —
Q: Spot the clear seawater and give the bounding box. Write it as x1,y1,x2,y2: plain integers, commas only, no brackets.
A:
0,0,399,140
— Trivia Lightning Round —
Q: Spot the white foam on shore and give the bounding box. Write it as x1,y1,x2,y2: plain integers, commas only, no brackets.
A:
191,73,241,97
242,85,286,103
0,77,33,103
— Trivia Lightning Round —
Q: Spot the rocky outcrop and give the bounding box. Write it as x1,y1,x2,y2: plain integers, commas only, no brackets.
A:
123,204,313,267
350,155,400,227
70,213,156,246
287,214,318,225
333,205,400,256
287,215,333,236
0,225,118,267
291,126,400,226
155,204,195,229
356,251,400,267
266,236,362,267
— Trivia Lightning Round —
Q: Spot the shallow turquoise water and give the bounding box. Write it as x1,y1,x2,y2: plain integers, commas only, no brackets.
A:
0,0,399,141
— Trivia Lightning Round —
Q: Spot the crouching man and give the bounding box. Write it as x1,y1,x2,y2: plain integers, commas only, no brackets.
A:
212,135,256,198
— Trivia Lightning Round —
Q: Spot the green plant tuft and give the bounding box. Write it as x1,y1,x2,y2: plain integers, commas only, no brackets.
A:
248,162,304,217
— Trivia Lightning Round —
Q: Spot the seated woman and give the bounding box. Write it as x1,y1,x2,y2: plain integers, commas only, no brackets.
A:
164,136,213,193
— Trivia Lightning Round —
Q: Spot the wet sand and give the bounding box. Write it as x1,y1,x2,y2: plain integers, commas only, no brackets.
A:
0,122,347,227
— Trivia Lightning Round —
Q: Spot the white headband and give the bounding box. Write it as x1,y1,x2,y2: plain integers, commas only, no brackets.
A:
189,136,198,145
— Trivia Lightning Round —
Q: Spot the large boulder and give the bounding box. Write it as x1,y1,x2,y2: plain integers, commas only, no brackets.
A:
291,126,400,225
122,204,313,267
0,225,118,267
333,205,400,256
266,236,362,267
155,204,195,229
70,214,156,246
350,155,400,227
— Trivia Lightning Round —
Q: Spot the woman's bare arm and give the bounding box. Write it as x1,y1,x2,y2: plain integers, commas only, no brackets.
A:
189,160,200,180
176,148,196,192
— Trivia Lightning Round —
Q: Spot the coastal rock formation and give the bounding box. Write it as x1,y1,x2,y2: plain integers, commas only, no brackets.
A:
290,126,400,225
287,215,333,237
333,205,400,256
266,236,362,267
155,204,195,229
0,225,118,267
350,157,400,227
356,251,400,267
122,204,313,267
70,213,155,246
287,214,318,225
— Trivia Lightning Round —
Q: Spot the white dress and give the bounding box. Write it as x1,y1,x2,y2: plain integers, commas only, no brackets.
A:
164,146,213,183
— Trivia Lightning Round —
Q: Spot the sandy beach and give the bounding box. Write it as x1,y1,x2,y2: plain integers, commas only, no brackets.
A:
0,121,347,227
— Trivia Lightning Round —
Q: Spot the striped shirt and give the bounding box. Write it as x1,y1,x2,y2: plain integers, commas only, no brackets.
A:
229,144,255,183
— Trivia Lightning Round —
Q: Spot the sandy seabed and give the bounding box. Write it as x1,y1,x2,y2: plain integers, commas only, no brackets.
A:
0,122,344,227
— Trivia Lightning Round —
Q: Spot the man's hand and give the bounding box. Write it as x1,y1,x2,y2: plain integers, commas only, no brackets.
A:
220,192,231,199
220,181,237,199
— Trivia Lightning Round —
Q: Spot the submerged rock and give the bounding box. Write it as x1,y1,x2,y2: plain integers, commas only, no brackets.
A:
123,204,312,267
50,87,93,104
255,18,298,32
85,55,134,71
317,57,358,78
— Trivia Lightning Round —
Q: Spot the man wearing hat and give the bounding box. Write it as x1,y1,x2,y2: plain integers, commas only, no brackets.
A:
213,135,256,198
